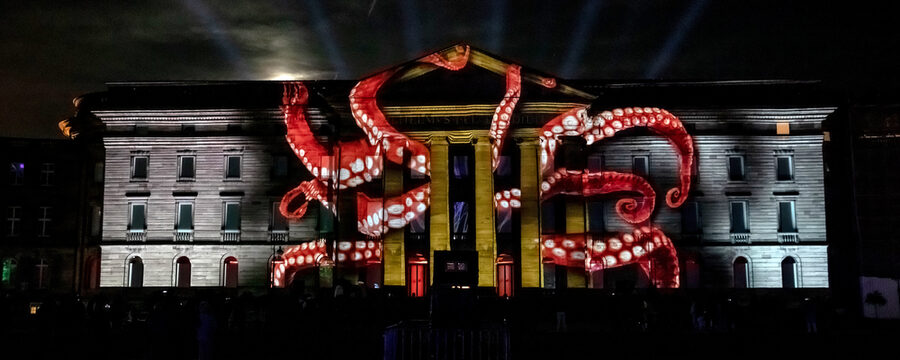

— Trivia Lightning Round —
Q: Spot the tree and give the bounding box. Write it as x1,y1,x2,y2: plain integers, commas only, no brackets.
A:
865,290,887,319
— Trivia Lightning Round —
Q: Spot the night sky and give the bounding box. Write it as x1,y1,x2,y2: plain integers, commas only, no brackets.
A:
2,0,898,138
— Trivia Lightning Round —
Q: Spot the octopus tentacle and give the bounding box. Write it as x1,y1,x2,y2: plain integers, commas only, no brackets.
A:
356,183,431,237
540,106,694,208
489,64,522,171
540,169,656,224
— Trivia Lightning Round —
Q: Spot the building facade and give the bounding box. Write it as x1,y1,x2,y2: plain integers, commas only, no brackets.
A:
63,45,831,293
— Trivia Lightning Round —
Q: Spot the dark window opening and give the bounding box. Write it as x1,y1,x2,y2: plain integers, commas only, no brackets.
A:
176,257,191,288
733,257,749,288
782,257,797,288
778,201,797,232
632,156,649,178
224,257,238,288
776,156,793,181
225,155,241,179
682,202,701,234
178,156,195,180
730,201,749,233
132,156,148,180
128,257,143,288
728,156,745,181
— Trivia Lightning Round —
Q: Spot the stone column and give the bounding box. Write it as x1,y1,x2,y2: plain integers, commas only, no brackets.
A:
565,198,587,288
474,135,496,287
517,138,541,288
429,136,451,283
382,162,405,286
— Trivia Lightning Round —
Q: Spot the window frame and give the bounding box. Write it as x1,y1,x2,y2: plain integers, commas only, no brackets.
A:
131,155,149,181
733,256,751,288
37,206,51,238
6,206,22,237
128,202,147,232
40,163,55,186
175,201,194,232
681,201,702,235
9,162,25,186
729,201,750,234
727,155,746,182
777,200,798,233
222,201,241,231
224,155,242,180
632,155,650,178
177,155,196,181
775,155,794,182
127,256,143,288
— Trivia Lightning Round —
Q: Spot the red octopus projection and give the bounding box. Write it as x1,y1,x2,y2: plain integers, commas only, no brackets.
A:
274,45,693,289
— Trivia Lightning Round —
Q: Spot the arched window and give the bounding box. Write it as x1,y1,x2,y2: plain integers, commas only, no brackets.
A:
684,258,700,289
269,252,285,288
1,258,17,287
127,256,143,288
733,257,749,288
223,256,238,288
782,257,799,288
175,256,191,288
497,255,514,297
407,255,427,297
84,257,100,290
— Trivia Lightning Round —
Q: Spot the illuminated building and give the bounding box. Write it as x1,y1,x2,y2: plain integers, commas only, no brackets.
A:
62,45,831,292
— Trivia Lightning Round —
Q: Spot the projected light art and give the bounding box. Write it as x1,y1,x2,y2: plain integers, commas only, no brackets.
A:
275,45,693,288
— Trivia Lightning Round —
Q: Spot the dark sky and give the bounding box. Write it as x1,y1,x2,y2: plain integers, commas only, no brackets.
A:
2,0,898,138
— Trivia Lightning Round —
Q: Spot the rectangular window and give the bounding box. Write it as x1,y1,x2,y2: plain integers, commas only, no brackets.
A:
40,163,55,186
317,204,333,233
587,153,603,173
632,156,649,178
225,155,241,179
496,206,512,233
272,155,288,178
541,201,558,234
452,201,470,234
37,207,51,237
271,202,288,232
452,155,470,179
682,202,701,234
409,213,427,233
730,201,749,233
496,155,512,177
131,156,148,180
129,203,146,231
178,156,195,180
9,162,24,185
6,206,21,236
778,201,797,232
776,156,793,181
176,202,193,230
223,202,241,231
587,201,605,232
728,156,745,181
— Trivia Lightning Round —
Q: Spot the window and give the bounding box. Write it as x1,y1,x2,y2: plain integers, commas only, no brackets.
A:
730,201,749,233
178,155,195,180
270,255,285,288
452,201,470,235
587,153,603,173
176,202,193,231
271,202,288,232
684,259,700,288
37,207,51,237
272,155,288,178
131,156,148,180
409,211,427,234
129,203,146,232
34,259,49,289
452,155,470,179
778,201,797,233
317,203,334,234
496,155,512,177
9,162,24,185
40,163,54,186
782,257,798,288
541,201,559,234
225,155,241,179
727,156,745,181
776,156,793,181
127,257,143,288
2,259,17,287
682,202,701,234
175,256,191,288
733,257,749,288
632,156,649,178
223,257,238,288
223,201,241,231
587,201,605,233
496,205,512,233
6,206,21,236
